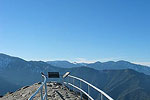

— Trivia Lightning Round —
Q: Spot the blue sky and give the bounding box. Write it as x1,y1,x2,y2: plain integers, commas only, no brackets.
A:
0,0,150,65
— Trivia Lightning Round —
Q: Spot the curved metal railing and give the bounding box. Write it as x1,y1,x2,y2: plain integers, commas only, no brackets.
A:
28,74,47,100
28,72,114,100
64,75,114,100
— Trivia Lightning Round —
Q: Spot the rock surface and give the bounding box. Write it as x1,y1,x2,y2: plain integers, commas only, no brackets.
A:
0,82,84,100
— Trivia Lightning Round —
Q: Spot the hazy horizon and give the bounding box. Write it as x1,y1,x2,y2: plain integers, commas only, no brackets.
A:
1,53,150,67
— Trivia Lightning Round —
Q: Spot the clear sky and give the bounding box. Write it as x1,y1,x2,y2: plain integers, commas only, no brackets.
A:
0,0,150,65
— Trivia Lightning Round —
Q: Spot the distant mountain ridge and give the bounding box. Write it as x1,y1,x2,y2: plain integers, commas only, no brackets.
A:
86,60,150,75
47,60,87,68
47,60,150,75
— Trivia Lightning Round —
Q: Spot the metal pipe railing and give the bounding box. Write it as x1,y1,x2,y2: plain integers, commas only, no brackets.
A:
64,82,94,100
64,75,114,100
28,72,113,100
28,74,47,100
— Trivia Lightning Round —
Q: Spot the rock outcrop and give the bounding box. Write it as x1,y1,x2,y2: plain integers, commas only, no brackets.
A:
0,82,84,100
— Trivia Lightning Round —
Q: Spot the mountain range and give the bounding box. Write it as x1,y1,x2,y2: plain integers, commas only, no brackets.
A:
65,67,150,100
0,53,60,95
47,60,87,68
0,53,150,100
47,60,150,75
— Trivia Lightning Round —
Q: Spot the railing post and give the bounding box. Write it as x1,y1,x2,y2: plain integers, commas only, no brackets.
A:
28,74,49,100
73,78,75,91
80,80,82,100
45,82,48,100
63,78,64,90
101,93,103,100
68,77,71,91
40,85,43,100
88,85,90,100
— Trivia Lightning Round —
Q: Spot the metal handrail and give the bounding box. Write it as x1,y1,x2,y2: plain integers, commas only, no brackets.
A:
28,74,47,100
28,72,113,100
65,75,114,100
64,82,94,100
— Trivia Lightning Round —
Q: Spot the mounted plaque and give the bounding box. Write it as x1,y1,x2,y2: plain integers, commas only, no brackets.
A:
48,72,60,78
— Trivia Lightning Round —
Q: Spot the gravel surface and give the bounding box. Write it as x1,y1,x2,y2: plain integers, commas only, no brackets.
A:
0,82,85,100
